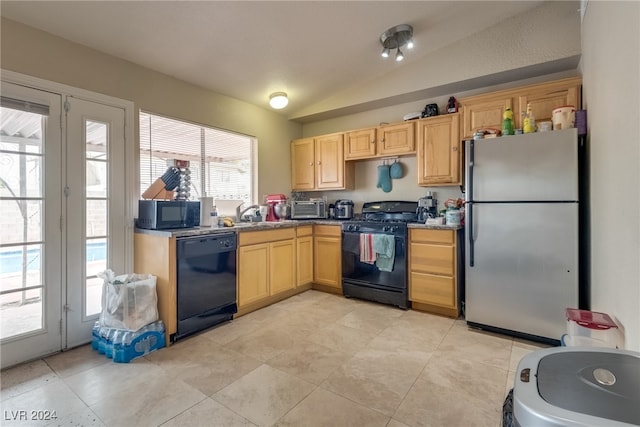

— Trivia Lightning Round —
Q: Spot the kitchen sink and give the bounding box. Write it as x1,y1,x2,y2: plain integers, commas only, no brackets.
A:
231,220,298,230
231,222,261,228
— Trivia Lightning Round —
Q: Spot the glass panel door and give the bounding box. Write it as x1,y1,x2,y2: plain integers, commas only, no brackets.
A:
85,121,109,317
0,82,63,369
65,97,126,348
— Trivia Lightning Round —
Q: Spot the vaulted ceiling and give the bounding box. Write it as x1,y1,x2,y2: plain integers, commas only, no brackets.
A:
1,1,581,122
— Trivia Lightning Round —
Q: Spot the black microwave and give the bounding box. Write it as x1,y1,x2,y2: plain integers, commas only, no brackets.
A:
136,200,200,230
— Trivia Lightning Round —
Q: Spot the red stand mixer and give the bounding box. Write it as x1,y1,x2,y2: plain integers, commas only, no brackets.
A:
264,194,287,222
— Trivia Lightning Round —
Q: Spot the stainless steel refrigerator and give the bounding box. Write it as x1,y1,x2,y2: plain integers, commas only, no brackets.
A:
465,128,581,344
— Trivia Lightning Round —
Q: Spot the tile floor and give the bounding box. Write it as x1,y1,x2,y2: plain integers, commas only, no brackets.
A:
1,290,548,427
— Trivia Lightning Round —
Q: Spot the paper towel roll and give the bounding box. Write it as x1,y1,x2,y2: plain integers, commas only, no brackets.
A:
200,197,213,226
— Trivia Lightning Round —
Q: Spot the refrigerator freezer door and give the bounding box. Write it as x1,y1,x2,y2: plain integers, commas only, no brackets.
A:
465,202,578,341
466,128,578,202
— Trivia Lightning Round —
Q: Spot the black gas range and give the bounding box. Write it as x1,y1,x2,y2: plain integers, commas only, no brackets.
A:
342,200,419,233
341,201,418,309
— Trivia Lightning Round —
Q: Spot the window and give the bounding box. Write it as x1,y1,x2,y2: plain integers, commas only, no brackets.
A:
0,98,48,338
139,112,255,204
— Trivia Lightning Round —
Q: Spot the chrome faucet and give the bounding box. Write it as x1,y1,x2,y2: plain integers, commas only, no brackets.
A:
236,204,260,222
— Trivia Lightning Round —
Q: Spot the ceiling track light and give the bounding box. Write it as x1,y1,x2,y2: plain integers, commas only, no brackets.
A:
269,92,288,109
380,24,414,60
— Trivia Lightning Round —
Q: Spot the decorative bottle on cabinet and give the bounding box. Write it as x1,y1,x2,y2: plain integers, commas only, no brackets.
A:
502,107,514,136
523,103,536,134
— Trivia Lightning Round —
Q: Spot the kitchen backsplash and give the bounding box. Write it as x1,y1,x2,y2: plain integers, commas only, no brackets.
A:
307,156,463,214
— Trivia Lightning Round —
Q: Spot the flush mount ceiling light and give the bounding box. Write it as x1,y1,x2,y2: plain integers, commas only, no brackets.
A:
269,92,288,109
380,24,414,62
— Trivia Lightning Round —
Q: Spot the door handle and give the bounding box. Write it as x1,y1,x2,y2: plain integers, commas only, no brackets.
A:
468,139,475,267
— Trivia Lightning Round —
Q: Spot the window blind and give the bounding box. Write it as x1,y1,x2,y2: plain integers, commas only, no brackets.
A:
139,112,254,203
1,96,50,116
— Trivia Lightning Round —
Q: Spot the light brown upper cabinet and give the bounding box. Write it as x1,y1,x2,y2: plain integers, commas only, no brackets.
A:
516,78,581,127
345,121,415,160
417,113,461,186
461,96,514,140
460,77,582,138
291,133,354,191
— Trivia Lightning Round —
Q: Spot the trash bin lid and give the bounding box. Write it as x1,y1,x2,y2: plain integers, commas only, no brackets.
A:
565,308,618,329
537,351,640,425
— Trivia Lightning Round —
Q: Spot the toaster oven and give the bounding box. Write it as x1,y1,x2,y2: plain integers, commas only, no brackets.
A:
290,200,327,219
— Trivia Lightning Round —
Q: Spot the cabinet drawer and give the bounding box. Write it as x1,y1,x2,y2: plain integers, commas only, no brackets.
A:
410,229,454,244
239,228,295,246
313,224,341,237
410,243,454,276
296,225,313,237
410,272,455,307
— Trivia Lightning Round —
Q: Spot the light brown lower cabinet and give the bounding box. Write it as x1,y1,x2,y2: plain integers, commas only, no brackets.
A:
237,243,270,307
269,239,296,295
409,228,461,318
133,224,342,339
237,228,299,315
312,224,342,293
134,232,177,346
296,226,314,286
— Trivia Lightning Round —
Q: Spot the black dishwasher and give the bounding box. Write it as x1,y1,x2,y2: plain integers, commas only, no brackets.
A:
175,233,237,341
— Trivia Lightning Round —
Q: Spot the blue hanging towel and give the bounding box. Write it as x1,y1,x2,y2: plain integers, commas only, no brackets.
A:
373,234,395,272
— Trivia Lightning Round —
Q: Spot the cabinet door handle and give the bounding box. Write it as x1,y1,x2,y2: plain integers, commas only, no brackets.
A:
371,139,376,144
317,161,321,165
309,162,313,166
452,147,458,151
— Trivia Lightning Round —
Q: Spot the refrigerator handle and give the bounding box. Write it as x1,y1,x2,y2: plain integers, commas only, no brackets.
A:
468,203,474,267
467,139,474,201
467,140,475,267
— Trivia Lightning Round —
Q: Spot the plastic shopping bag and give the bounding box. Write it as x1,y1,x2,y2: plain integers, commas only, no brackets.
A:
98,269,159,331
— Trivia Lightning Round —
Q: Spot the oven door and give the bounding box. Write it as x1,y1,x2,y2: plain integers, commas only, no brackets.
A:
341,230,407,290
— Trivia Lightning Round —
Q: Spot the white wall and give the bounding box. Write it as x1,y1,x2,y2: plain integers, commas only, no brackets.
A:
582,1,640,350
0,18,301,200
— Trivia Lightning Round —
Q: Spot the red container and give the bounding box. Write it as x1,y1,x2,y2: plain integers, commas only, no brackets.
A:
565,308,618,348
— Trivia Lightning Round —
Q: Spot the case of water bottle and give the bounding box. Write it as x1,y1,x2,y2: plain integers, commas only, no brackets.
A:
92,320,165,363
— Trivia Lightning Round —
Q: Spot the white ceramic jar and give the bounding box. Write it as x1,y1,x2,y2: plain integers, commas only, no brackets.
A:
445,208,461,226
